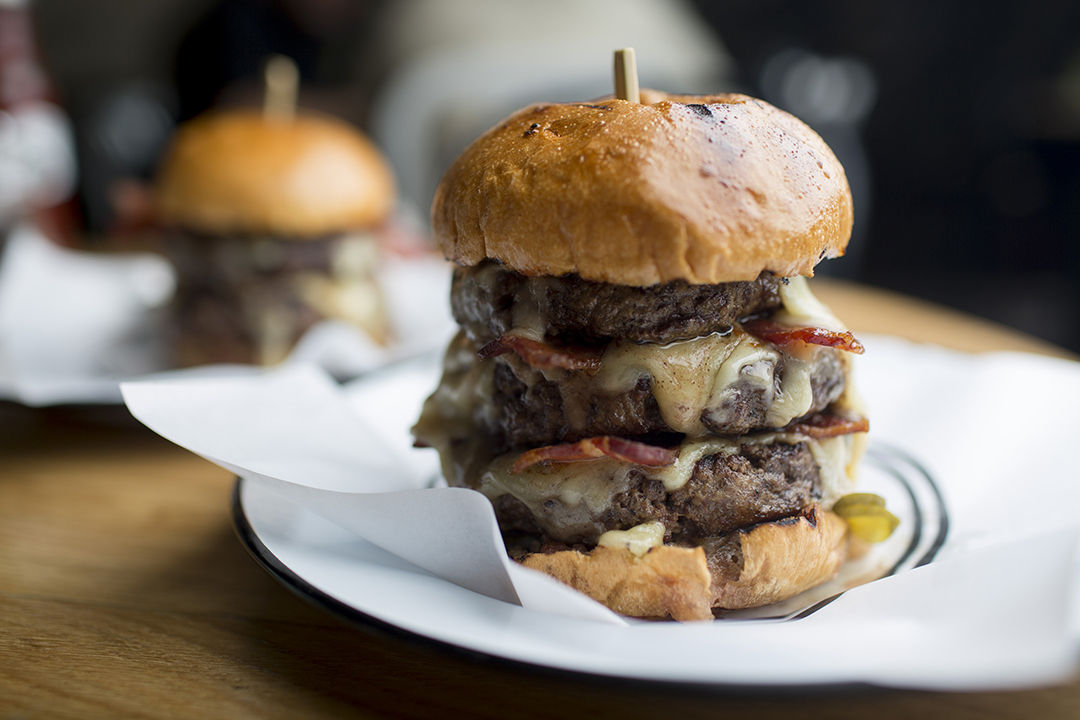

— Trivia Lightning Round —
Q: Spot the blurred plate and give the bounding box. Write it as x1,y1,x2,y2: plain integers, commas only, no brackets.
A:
0,224,454,406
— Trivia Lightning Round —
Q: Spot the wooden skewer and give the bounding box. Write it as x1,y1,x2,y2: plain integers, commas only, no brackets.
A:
263,54,299,120
613,48,639,103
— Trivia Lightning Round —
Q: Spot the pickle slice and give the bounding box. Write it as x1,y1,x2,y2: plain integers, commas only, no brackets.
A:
832,493,886,513
832,493,899,543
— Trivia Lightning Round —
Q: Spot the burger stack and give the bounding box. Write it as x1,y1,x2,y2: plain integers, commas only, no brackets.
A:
415,90,880,621
155,109,395,366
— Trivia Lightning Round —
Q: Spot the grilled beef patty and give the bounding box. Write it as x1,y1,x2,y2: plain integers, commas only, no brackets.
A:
451,261,782,346
488,350,845,450
488,442,821,545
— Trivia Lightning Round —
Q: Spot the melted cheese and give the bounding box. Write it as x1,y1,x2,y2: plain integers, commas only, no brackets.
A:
592,326,830,435
808,435,858,504
596,332,735,435
703,333,779,428
778,277,870,476
477,451,641,540
413,333,496,448
650,437,738,491
331,233,379,277
765,355,814,426
776,275,844,331
254,304,295,366
479,452,637,515
293,272,385,337
597,521,665,557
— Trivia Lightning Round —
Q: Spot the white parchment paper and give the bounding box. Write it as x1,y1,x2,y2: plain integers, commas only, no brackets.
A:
121,338,1080,689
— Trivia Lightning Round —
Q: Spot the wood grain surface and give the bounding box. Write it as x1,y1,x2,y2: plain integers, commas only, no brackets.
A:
3,279,1078,719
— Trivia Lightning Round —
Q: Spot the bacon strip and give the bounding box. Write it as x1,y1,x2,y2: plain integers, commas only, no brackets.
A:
511,436,678,474
477,334,601,372
742,317,865,354
789,413,869,439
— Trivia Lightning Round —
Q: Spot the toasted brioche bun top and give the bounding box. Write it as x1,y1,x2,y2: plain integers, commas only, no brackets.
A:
432,90,852,285
156,110,394,238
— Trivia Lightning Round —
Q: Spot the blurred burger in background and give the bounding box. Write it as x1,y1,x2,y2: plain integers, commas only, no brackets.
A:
154,105,395,366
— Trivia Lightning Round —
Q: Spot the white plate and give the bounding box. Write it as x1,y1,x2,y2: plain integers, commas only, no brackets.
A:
0,224,454,406
231,355,950,688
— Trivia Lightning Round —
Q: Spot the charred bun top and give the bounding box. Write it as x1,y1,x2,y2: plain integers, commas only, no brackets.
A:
432,90,852,285
156,110,395,238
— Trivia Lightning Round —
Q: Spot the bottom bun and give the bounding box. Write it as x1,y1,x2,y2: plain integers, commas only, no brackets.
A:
520,506,848,621
522,544,714,621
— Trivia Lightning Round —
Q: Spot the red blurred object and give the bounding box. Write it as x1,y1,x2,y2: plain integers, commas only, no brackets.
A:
0,0,79,245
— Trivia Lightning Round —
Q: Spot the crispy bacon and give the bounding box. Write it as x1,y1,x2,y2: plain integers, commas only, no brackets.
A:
477,334,601,372
789,413,869,439
510,436,678,474
742,317,865,354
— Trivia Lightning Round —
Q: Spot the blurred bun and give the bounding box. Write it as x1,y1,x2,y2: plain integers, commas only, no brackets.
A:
156,110,394,237
432,91,852,285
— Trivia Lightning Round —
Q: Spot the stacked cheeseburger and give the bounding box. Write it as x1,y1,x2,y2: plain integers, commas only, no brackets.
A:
155,110,395,366
415,90,871,621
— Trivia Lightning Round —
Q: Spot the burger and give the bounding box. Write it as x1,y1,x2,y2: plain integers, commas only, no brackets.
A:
155,109,395,366
414,90,880,621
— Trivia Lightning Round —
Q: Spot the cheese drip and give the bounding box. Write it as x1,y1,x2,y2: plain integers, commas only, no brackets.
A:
413,332,497,487
597,521,665,557
776,275,844,331
766,355,814,426
777,275,869,471
591,327,825,435
596,331,748,435
480,451,639,515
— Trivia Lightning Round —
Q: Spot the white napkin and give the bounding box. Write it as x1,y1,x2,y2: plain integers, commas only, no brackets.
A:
121,337,1080,688
0,224,174,404
0,224,455,405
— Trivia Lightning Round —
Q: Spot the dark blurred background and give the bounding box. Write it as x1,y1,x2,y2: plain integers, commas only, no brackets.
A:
23,0,1080,352
692,1,1080,353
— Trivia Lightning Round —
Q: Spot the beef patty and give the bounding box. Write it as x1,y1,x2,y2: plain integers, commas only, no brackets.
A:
486,348,845,450
487,442,821,545
451,260,782,346
166,230,339,364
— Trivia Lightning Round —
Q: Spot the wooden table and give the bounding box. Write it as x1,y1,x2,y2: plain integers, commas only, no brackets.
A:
3,280,1078,719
